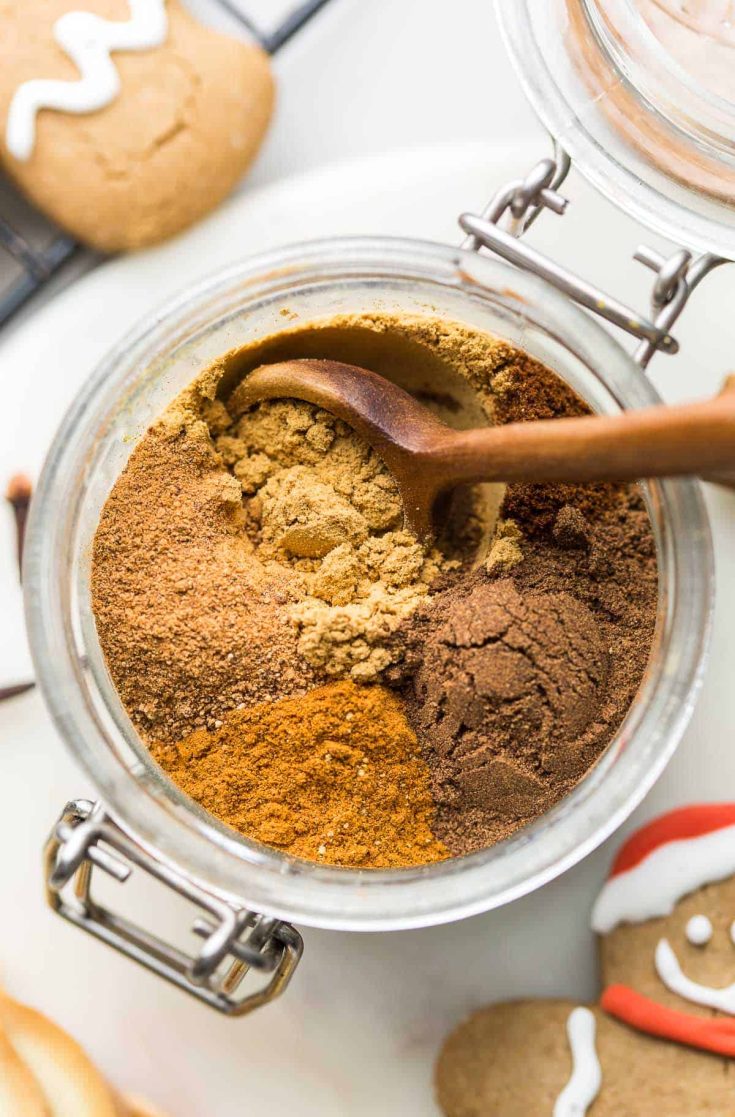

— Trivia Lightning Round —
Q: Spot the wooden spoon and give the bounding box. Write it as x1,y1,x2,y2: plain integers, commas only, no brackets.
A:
230,359,735,540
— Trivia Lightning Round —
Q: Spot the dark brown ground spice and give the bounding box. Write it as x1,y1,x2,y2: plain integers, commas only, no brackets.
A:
398,360,658,856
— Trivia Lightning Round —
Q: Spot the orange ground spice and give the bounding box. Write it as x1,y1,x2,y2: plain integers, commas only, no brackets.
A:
151,680,447,868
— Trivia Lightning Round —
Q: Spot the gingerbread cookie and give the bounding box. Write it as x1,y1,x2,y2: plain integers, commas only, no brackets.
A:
0,1,274,252
436,804,735,1115
0,988,168,1115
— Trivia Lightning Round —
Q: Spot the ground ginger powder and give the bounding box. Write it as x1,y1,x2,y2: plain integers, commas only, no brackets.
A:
211,395,457,682
151,679,448,868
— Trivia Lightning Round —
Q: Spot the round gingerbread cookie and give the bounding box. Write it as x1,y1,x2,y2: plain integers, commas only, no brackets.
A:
435,1000,600,1117
0,1,274,252
435,998,735,1116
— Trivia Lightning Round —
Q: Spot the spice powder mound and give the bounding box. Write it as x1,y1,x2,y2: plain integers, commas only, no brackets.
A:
212,393,461,682
151,680,448,868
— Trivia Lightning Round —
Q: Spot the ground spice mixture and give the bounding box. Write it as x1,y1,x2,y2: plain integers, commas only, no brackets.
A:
152,679,447,868
91,312,658,868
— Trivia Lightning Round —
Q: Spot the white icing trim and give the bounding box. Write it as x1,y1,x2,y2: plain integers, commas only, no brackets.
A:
553,1008,602,1117
591,824,735,933
655,938,735,1014
686,914,713,945
6,0,168,161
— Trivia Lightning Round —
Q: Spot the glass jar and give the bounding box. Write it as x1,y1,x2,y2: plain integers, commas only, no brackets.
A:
495,0,735,258
24,237,713,1013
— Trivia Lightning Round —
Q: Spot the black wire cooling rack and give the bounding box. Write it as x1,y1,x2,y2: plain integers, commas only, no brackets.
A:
0,0,335,328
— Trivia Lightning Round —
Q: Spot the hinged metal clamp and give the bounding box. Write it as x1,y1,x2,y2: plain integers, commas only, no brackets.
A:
45,800,303,1016
459,143,728,368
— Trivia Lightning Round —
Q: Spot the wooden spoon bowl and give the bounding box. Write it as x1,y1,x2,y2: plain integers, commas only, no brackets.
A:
230,359,735,541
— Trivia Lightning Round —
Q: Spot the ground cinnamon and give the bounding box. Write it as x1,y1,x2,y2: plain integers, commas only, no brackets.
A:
151,679,448,868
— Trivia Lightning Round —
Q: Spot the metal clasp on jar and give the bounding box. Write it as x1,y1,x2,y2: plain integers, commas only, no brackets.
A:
458,143,728,368
45,800,303,1016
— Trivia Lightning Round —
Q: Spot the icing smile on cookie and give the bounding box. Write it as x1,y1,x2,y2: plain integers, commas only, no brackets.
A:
654,937,735,1014
602,919,735,1054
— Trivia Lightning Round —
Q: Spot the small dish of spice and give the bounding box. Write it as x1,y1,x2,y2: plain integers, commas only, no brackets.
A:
91,311,658,870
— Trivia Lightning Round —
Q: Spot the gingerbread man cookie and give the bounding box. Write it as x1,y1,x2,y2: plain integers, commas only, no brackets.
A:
0,1,274,251
436,804,735,1115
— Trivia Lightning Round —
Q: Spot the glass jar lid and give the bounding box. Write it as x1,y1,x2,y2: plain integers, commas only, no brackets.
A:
495,0,735,258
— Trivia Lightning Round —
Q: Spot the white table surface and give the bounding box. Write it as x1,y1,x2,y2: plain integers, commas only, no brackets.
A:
0,3,734,1114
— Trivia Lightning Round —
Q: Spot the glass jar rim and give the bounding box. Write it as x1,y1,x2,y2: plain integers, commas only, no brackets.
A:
24,236,714,931
495,0,735,259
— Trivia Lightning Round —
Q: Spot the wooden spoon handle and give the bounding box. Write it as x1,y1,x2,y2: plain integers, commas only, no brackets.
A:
703,375,735,490
441,390,735,486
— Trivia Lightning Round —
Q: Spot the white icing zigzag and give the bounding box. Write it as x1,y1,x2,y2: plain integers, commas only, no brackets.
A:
6,0,168,162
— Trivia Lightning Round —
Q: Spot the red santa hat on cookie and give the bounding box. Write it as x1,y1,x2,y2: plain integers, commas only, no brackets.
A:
592,804,735,934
